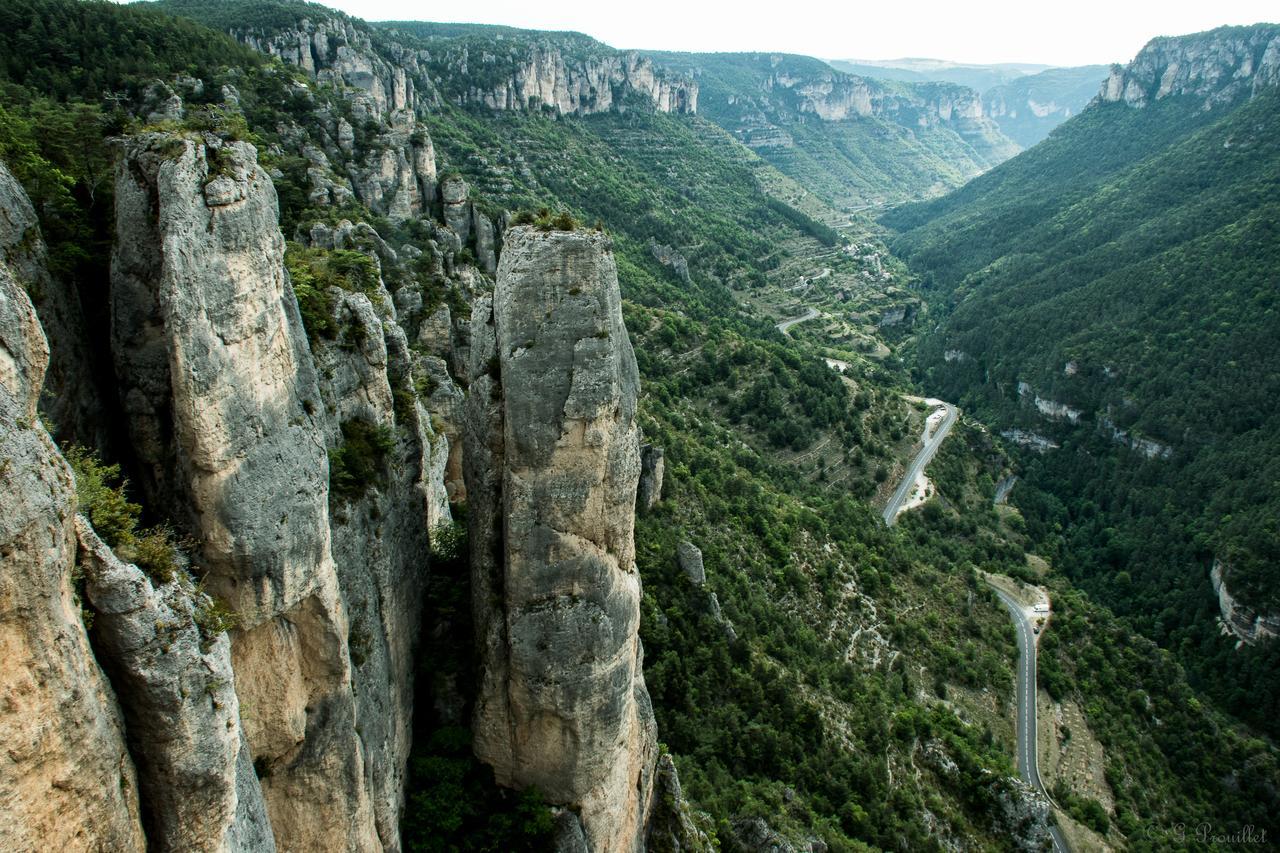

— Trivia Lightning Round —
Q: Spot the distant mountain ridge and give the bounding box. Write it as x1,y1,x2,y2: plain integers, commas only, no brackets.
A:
647,51,1020,207
982,65,1111,146
832,56,1111,148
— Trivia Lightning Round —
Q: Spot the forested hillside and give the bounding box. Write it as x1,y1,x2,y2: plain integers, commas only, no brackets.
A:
889,24,1280,737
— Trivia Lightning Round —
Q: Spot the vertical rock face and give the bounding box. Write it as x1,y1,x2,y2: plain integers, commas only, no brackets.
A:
112,134,333,625
440,175,472,244
0,161,107,447
305,241,441,850
636,443,664,513
349,112,438,221
0,229,146,851
1097,24,1280,108
110,133,381,851
1211,560,1280,645
75,517,275,853
233,19,439,221
465,227,657,851
236,18,438,121
457,47,698,115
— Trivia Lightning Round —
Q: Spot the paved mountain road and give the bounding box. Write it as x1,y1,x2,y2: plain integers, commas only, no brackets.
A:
990,586,1071,853
881,401,957,526
775,306,821,335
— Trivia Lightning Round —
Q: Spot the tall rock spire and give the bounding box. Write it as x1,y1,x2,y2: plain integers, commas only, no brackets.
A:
465,226,658,851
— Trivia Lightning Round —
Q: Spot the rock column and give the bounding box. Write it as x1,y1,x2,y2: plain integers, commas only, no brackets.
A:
0,184,146,850
111,133,379,851
466,227,657,851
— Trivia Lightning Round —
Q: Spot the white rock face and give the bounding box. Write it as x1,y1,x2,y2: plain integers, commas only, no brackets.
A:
677,542,706,586
465,228,657,852
771,66,1004,137
0,212,146,851
75,518,275,853
1000,429,1060,453
1097,25,1280,108
346,111,438,221
440,175,472,244
467,47,697,115
1211,560,1280,646
239,19,436,120
110,133,381,852
1017,381,1084,424
1098,415,1173,460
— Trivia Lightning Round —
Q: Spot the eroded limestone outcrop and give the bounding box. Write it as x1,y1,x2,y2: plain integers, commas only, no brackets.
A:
458,47,698,115
110,132,379,851
1211,560,1280,646
75,517,274,853
637,442,664,514
0,156,107,448
465,226,657,851
0,219,146,851
1098,24,1280,108
304,232,443,849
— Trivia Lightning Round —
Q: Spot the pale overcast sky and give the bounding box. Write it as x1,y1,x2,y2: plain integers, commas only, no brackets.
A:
303,0,1276,67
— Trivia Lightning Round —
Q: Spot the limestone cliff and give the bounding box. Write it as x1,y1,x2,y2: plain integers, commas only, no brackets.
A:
465,227,657,851
217,8,699,116
75,516,275,853
219,12,440,220
0,154,108,448
2,87,472,844
450,46,697,115
0,187,146,852
1211,560,1280,646
302,217,445,848
1098,24,1280,108
111,131,383,850
640,51,1018,179
981,65,1110,148
234,14,437,120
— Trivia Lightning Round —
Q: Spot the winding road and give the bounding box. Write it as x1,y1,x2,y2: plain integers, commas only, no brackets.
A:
989,586,1071,853
881,401,957,526
775,306,820,336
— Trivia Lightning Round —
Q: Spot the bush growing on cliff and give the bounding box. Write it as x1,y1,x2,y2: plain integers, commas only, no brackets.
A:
511,205,581,232
286,242,385,342
328,418,395,501
193,586,240,651
429,519,468,562
65,446,181,583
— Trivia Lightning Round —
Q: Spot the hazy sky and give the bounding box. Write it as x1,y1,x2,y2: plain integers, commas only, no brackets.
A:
307,0,1276,67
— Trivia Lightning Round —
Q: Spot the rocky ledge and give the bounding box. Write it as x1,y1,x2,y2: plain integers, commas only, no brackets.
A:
1099,24,1280,108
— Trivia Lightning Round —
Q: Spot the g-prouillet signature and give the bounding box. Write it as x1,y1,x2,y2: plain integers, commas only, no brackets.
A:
1170,823,1267,845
